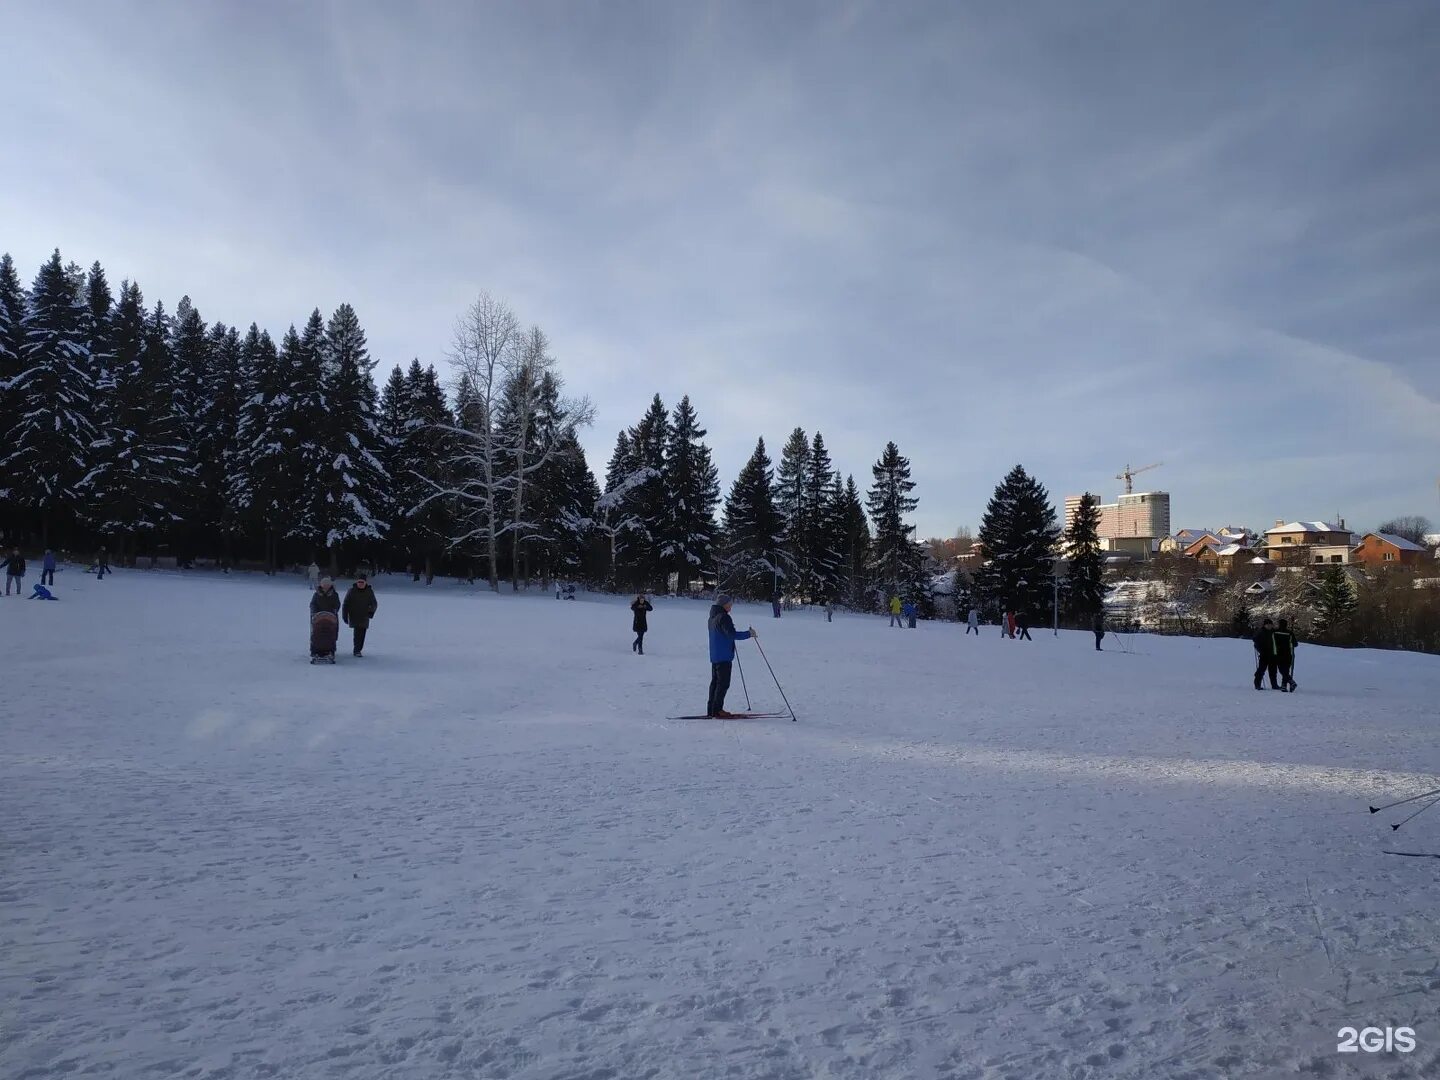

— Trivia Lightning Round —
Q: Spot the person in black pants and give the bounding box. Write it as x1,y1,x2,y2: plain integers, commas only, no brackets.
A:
631,594,653,654
341,576,379,657
1092,609,1105,650
1252,618,1280,689
1016,611,1033,641
707,594,754,718
1273,618,1299,692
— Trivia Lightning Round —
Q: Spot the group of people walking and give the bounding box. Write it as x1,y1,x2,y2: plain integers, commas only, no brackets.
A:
1252,617,1299,691
308,575,379,661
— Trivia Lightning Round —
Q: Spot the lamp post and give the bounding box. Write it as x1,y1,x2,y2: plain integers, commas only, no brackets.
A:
1050,555,1066,636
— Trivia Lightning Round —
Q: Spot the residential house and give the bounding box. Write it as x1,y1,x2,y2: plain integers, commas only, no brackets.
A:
1162,529,1214,553
1262,520,1352,567
1352,532,1427,569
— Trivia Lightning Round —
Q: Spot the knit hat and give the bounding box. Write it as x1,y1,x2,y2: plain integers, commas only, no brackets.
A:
320,576,333,586
716,593,733,606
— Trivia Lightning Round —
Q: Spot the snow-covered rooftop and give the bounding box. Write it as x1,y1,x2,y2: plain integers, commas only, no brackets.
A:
1367,532,1426,552
1264,521,1348,535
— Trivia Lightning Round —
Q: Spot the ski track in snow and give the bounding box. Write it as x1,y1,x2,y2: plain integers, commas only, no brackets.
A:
3,571,1440,1079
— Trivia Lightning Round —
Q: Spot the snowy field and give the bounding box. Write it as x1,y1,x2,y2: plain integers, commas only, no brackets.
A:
4,570,1440,1080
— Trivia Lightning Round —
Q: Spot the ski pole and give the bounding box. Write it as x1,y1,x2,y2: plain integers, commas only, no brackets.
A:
734,650,753,711
1369,786,1440,814
751,634,797,721
1389,794,1440,831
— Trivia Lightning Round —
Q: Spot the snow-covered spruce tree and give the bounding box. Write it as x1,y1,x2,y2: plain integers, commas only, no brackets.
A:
775,427,810,599
283,309,333,559
721,437,784,600
377,363,410,563
3,251,97,542
618,394,671,589
239,323,312,569
187,321,244,554
539,430,602,582
1064,491,1107,620
865,441,923,600
838,473,872,608
976,464,1061,620
803,432,840,603
168,297,210,520
596,429,652,589
87,281,187,557
0,255,28,504
311,303,388,570
661,395,719,593
400,361,455,579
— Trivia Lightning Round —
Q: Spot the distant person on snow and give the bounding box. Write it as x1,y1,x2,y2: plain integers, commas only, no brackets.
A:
1016,610,1033,641
824,600,833,623
29,583,57,600
902,600,917,628
1273,618,1299,692
966,606,979,635
1004,610,1016,639
95,546,110,580
2,549,25,596
1252,617,1280,690
1092,609,1105,651
342,575,379,657
889,595,902,627
41,549,57,586
631,593,653,654
707,594,755,718
307,561,320,587
772,594,782,619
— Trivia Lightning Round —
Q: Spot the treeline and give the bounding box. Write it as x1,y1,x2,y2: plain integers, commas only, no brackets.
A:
0,248,943,602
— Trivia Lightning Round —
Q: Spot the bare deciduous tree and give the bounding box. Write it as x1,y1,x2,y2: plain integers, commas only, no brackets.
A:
1376,515,1432,545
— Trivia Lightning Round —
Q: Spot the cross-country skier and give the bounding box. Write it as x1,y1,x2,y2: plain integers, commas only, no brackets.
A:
309,576,341,662
1092,609,1105,650
631,594,653,654
1252,617,1280,690
707,594,755,718
902,599,917,628
342,575,379,657
889,594,902,627
41,549,57,586
966,606,979,635
1273,618,1299,692
2,549,25,596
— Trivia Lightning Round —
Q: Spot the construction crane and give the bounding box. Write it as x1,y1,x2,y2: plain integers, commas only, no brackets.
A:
1116,462,1162,495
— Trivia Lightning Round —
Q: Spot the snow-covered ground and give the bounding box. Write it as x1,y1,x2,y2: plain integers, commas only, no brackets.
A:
4,570,1440,1079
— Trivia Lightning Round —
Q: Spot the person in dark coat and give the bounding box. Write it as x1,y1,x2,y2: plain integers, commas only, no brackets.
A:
1273,618,1299,692
2,549,25,596
95,546,111,580
309,576,342,660
1092,609,1105,651
631,594,653,654
342,575,379,657
1016,610,1032,641
41,549,57,586
310,577,341,616
1252,617,1279,690
707,594,754,718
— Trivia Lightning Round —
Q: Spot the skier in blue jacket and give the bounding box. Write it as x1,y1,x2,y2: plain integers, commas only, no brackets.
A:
707,594,755,718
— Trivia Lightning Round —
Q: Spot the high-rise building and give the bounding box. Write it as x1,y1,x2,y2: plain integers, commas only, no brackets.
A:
1065,490,1172,557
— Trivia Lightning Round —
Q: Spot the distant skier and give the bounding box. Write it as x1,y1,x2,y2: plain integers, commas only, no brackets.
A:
707,594,755,718
1252,617,1280,690
29,583,57,600
1273,618,1299,692
309,576,341,662
965,606,979,635
307,561,320,587
771,594,782,618
2,549,25,596
341,575,378,657
631,593,653,654
1092,609,1105,651
902,599,917,629
41,549,57,586
95,546,110,580
1016,610,1033,641
889,595,902,627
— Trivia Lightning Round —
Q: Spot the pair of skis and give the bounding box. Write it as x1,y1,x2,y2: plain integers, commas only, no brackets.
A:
665,711,793,721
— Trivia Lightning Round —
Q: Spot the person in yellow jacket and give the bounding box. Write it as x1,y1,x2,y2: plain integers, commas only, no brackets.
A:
888,594,902,628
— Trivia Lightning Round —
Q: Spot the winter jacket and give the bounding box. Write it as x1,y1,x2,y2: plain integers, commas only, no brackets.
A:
967,608,979,627
310,586,341,616
2,555,25,577
631,598,652,632
889,596,902,615
708,604,751,663
1272,629,1298,662
43,552,57,571
901,601,916,618
342,584,378,626
1252,628,1275,657
1092,611,1105,633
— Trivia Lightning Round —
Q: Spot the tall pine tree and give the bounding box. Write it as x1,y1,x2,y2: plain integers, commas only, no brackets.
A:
976,464,1061,619
1064,492,1107,619
721,437,784,599
775,427,811,599
661,395,719,592
866,442,922,598
803,432,840,602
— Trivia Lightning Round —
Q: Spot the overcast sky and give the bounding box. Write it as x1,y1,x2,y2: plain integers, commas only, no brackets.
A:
4,0,1438,537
